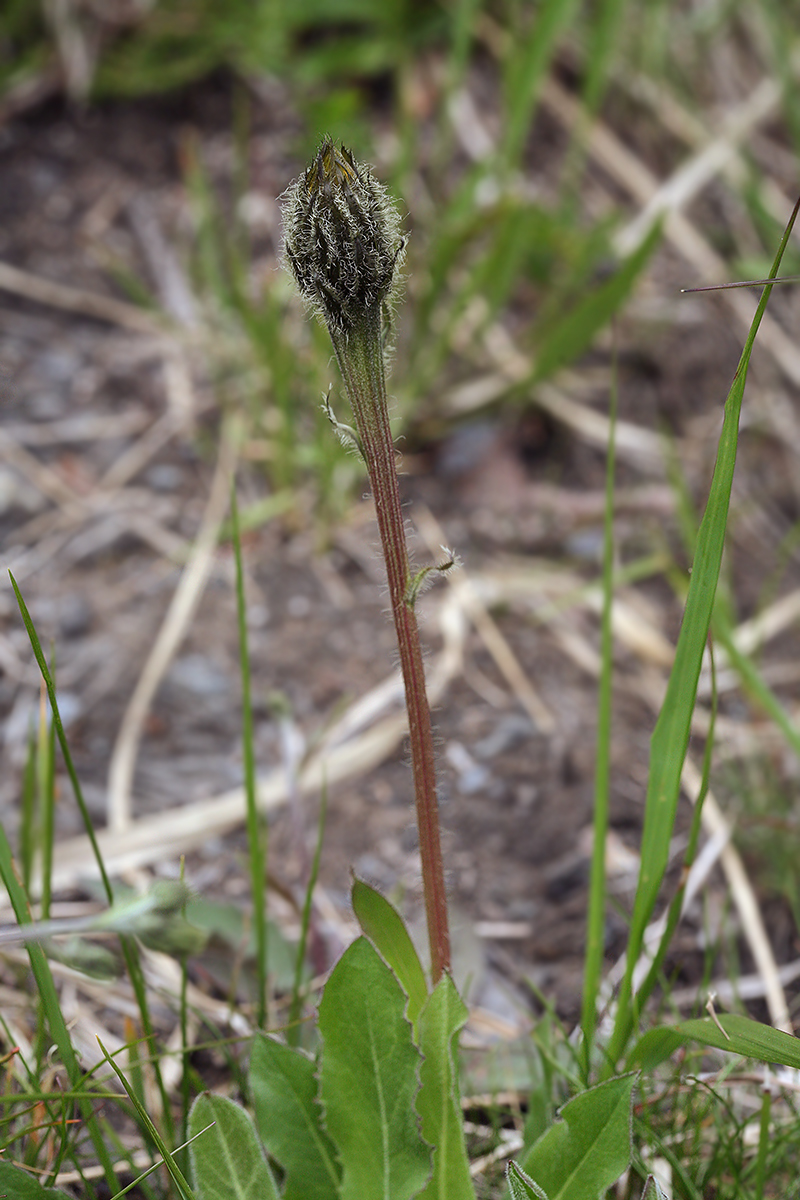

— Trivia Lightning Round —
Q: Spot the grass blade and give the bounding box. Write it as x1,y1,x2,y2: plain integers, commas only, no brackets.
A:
580,329,617,1078
100,1040,196,1200
0,826,117,1196
288,778,327,1045
605,193,800,1069
9,573,175,1142
9,573,113,905
230,483,268,1029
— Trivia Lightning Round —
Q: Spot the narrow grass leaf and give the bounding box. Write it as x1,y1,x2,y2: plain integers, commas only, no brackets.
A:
714,613,800,760
607,194,800,1065
318,936,431,1200
519,1074,636,1200
0,1163,68,1197
289,780,327,1044
249,1034,340,1200
501,0,582,168
352,877,429,1024
9,573,113,903
0,826,116,1195
626,645,719,1025
230,484,267,1029
580,329,618,1077
10,573,175,1136
582,0,630,113
100,1039,195,1199
531,223,661,385
671,1013,800,1069
188,1093,279,1200
414,974,475,1200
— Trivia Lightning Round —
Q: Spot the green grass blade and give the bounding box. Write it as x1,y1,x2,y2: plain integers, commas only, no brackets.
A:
9,573,114,905
100,1040,196,1200
9,573,175,1142
713,612,800,760
444,0,483,91
582,0,630,113
531,222,661,385
628,644,718,1028
230,484,267,1030
288,779,328,1045
0,826,116,1196
501,0,582,169
39,683,56,920
19,719,37,893
672,1012,800,1069
605,193,800,1069
579,331,618,1079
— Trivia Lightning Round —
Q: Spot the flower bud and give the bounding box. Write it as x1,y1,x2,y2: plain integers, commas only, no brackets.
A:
281,138,405,335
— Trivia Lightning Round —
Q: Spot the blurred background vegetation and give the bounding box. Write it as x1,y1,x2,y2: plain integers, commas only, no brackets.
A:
2,0,800,528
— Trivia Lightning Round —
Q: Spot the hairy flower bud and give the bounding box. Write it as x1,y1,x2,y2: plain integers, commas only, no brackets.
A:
281,138,405,335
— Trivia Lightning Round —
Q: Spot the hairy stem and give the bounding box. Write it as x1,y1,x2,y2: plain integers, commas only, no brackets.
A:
331,314,451,981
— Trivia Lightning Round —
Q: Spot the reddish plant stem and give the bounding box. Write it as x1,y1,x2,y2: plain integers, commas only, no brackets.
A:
330,314,451,981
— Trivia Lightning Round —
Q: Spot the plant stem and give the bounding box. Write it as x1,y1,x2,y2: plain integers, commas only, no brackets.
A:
330,313,451,981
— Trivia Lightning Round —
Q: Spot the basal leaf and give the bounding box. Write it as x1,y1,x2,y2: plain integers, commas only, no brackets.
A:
352,877,428,1024
415,975,475,1200
318,935,431,1200
249,1033,340,1200
188,1093,279,1200
508,1161,549,1200
0,1163,68,1198
520,1074,636,1200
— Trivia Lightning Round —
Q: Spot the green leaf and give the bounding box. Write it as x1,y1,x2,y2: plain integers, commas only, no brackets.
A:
531,222,661,384
415,975,475,1200
352,878,429,1024
249,1034,340,1200
626,1027,687,1073
642,1176,669,1200
519,1074,636,1200
508,1161,549,1200
0,1163,69,1198
188,1093,279,1200
318,936,431,1200
671,1013,800,1069
606,194,800,1066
